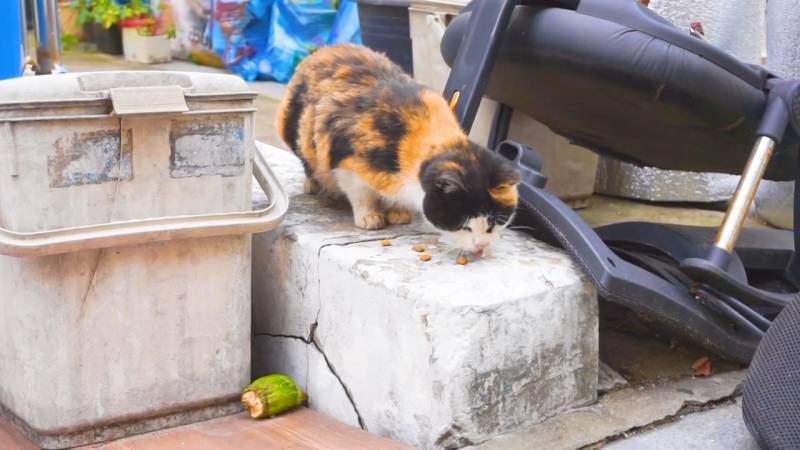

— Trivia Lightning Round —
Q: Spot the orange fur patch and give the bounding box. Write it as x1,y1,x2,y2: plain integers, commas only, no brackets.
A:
489,183,519,207
439,160,466,174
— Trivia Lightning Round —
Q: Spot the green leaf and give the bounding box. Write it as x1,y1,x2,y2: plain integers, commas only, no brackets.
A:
61,33,80,51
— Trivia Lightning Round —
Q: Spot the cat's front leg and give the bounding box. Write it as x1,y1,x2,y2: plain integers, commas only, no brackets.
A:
386,208,413,225
303,178,321,195
335,170,386,230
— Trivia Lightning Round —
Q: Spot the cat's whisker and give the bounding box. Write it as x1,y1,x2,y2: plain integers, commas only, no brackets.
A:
441,246,462,256
508,225,538,232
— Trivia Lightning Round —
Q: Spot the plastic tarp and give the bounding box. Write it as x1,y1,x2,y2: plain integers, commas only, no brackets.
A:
211,0,361,82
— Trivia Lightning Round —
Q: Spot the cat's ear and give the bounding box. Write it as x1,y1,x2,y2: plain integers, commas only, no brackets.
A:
489,182,518,207
435,170,466,194
490,163,521,206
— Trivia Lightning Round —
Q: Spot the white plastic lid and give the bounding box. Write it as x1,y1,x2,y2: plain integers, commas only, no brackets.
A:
0,71,251,105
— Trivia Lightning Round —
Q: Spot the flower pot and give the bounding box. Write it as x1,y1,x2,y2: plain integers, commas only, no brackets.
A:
121,19,172,64
58,0,85,42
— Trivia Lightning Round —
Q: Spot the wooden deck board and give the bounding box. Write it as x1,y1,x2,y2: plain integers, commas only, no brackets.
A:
0,409,412,450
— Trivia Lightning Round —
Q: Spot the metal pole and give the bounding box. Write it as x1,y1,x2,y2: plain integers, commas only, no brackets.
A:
44,0,63,69
714,136,777,252
34,0,63,74
19,0,37,74
31,0,45,73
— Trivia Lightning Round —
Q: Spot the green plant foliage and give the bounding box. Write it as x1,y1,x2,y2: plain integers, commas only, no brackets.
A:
61,33,80,50
68,0,154,29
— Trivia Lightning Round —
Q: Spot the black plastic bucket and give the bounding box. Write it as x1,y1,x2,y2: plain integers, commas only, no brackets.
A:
84,23,124,56
357,0,413,75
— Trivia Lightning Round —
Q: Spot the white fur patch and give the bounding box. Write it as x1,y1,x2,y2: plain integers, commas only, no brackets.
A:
439,215,513,256
392,181,426,211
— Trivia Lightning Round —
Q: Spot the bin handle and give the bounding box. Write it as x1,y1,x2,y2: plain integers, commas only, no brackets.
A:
0,148,289,257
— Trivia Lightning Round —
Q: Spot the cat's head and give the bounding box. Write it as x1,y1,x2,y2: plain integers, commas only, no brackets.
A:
420,142,521,257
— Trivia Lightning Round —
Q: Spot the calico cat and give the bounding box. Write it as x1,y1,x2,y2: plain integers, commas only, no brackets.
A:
276,44,520,257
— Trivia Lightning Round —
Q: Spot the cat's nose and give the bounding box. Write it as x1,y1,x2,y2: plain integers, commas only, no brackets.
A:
472,243,488,258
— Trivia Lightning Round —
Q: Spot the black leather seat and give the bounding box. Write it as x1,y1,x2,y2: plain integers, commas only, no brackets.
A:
441,0,799,181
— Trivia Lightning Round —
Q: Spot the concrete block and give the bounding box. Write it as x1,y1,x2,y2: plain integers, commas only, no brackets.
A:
755,0,800,231
251,144,599,449
650,0,766,66
472,370,747,450
606,399,757,450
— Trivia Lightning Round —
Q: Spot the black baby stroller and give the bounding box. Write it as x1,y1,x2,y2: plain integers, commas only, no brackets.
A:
440,1,800,445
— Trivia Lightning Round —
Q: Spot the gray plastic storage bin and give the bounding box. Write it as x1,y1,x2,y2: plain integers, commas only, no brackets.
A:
0,71,288,449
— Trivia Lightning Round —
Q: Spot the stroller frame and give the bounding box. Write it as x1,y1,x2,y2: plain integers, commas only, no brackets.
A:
442,0,800,362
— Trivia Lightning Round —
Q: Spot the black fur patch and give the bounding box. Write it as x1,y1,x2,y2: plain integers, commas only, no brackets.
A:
350,94,373,115
283,80,307,153
367,147,401,172
299,158,314,178
381,80,424,108
329,132,355,168
373,110,407,144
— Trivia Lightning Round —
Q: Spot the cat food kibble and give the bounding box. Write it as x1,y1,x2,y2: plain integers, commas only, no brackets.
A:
419,254,432,262
412,244,426,253
456,256,470,265
380,239,392,247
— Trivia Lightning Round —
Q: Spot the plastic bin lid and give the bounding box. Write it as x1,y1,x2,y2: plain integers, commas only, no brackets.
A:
0,71,251,105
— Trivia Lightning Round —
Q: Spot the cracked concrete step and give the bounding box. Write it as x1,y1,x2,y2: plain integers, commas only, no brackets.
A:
470,370,747,450
251,144,599,449
606,398,757,450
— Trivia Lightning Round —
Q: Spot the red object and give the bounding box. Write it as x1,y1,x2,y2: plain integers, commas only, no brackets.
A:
120,17,153,29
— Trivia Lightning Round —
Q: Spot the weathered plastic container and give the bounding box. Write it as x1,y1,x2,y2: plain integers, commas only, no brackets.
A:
0,71,288,449
358,0,414,74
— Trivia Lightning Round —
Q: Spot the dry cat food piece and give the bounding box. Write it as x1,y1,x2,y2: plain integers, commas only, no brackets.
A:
380,239,392,247
412,244,426,253
419,254,432,262
456,256,470,266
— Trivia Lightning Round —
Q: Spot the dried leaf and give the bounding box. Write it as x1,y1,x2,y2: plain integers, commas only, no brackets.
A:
420,254,432,262
379,240,392,247
691,356,712,377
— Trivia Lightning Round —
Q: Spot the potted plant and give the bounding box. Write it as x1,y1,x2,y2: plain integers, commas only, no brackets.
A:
69,0,175,63
119,0,175,64
70,0,124,55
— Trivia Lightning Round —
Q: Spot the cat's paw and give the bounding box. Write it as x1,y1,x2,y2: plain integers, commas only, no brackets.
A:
354,211,386,230
386,208,413,225
304,179,321,195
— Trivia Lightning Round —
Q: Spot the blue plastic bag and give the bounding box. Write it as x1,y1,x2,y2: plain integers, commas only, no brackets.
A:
258,0,338,82
328,0,361,46
211,0,361,83
210,0,274,81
